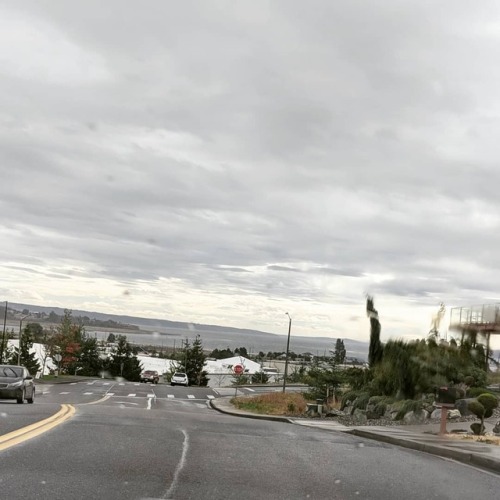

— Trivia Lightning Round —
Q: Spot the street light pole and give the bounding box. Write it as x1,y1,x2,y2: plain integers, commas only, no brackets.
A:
282,312,292,393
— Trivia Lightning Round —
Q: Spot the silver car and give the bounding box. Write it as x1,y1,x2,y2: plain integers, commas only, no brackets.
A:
0,365,35,404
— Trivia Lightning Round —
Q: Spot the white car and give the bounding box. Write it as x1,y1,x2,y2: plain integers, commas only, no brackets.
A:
170,372,189,387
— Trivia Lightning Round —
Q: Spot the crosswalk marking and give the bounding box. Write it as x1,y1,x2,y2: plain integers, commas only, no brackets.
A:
147,393,155,398
103,382,110,386
59,392,70,395
207,395,215,399
84,392,93,395
107,393,115,396
119,383,125,386
69,383,77,385
134,383,140,386
167,394,175,398
187,395,195,399
127,393,136,397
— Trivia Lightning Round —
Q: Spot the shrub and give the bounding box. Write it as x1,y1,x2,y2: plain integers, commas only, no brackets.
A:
340,390,361,411
467,387,495,398
470,422,483,436
477,393,498,419
467,400,485,419
352,392,370,411
393,399,424,421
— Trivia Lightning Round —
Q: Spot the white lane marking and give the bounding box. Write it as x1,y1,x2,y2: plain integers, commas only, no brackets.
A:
127,393,136,397
119,383,125,386
212,389,220,395
87,382,95,386
187,395,195,399
59,392,70,395
207,395,215,400
69,383,77,386
83,392,93,395
165,429,189,499
134,383,140,386
246,388,255,392
167,394,175,398
147,393,155,398
107,393,115,396
115,401,139,405
147,397,153,410
103,382,110,386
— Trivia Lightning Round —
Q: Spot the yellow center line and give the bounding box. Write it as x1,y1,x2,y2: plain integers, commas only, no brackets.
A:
0,404,76,452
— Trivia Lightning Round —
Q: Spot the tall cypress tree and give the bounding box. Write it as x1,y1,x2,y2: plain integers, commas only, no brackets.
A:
367,296,383,367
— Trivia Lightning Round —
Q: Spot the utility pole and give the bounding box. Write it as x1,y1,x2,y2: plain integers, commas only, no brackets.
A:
0,301,7,364
282,313,292,393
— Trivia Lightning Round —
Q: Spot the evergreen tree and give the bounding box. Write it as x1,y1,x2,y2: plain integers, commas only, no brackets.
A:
78,336,102,376
185,335,208,386
367,296,383,367
333,338,346,365
9,325,41,375
251,370,269,384
108,335,142,381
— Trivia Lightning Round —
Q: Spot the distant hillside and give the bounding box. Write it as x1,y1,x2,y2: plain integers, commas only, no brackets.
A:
7,301,369,360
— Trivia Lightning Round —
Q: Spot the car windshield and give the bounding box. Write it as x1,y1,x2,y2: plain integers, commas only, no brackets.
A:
0,367,22,378
2,3,500,499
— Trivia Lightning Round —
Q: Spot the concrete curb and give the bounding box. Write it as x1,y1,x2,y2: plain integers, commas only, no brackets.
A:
209,397,292,423
210,396,500,475
348,428,500,475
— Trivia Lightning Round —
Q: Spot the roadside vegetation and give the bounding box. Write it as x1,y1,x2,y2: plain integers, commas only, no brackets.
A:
231,392,308,416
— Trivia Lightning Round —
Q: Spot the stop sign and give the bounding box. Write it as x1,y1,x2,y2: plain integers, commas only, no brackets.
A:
233,364,244,375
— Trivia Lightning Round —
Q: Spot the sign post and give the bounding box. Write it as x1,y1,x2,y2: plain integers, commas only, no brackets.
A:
233,364,244,397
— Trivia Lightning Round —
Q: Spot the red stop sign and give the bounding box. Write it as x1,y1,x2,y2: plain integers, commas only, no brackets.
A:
233,364,244,375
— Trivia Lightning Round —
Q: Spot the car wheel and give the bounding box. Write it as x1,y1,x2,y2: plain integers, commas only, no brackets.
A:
17,389,25,404
171,383,175,386
27,389,35,404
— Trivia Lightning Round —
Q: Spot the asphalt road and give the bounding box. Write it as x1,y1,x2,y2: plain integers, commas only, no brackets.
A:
0,379,499,499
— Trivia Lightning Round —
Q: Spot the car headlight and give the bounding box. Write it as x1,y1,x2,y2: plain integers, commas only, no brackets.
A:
8,381,23,388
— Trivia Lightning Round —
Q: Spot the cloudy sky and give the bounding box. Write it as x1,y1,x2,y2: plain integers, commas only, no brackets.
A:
1,1,500,345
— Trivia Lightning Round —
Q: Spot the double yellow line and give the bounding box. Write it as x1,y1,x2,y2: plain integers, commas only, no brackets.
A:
0,404,75,452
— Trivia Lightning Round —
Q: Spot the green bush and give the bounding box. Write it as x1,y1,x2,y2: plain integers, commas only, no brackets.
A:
393,399,424,421
470,422,483,436
467,387,495,398
477,393,498,419
352,392,370,411
340,390,361,411
467,400,485,419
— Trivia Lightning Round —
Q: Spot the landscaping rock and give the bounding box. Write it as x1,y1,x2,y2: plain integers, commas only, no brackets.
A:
492,421,500,435
448,409,461,420
403,410,429,424
430,409,442,419
455,398,476,417
352,408,367,424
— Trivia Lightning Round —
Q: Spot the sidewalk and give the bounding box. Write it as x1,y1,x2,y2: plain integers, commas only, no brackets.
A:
211,397,500,474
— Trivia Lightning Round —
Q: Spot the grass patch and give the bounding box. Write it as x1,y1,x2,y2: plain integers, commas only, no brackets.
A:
231,392,308,416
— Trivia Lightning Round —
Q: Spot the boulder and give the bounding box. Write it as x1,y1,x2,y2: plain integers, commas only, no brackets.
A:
430,409,442,419
403,410,429,424
352,408,367,424
492,421,500,435
448,409,461,420
454,398,476,417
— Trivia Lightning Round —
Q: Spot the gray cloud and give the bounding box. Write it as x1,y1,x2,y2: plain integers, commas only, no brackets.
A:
1,1,500,341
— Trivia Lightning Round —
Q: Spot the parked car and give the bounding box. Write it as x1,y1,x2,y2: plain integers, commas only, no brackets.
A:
170,372,189,387
0,365,35,404
140,370,159,384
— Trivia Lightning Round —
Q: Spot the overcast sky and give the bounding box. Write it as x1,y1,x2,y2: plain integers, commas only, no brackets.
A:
1,1,500,346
